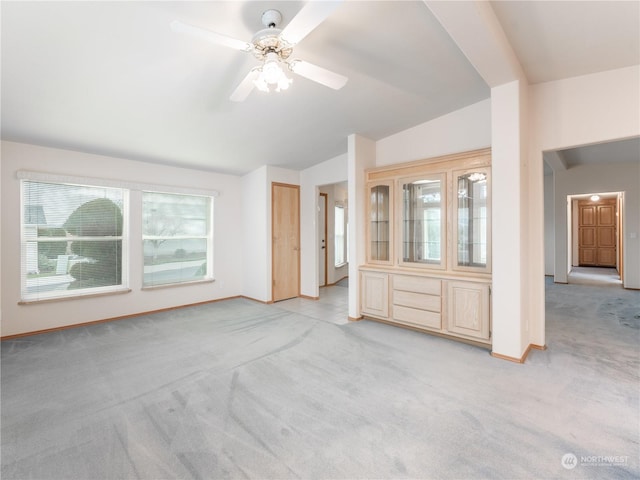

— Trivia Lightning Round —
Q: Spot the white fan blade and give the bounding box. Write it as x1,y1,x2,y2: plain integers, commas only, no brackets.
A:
290,60,348,90
279,1,343,45
171,20,251,52
230,69,260,102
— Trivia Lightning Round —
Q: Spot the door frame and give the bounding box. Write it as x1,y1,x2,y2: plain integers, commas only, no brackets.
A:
319,192,328,287
618,192,625,282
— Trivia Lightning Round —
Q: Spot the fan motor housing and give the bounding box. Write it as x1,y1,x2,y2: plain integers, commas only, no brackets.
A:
251,10,293,61
261,9,282,28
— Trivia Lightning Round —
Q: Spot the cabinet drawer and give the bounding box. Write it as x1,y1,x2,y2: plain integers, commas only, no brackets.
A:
393,305,441,330
393,290,440,313
393,275,441,295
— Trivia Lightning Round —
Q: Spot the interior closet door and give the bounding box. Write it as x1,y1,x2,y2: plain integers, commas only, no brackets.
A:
272,183,300,301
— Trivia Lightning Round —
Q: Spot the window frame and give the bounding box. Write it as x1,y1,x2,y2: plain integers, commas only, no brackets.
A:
19,179,130,303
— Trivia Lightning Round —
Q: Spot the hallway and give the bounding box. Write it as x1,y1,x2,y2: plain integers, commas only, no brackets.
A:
568,266,623,286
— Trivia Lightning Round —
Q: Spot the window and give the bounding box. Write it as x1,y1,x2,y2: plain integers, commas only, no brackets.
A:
142,192,213,287
21,180,127,301
334,204,347,267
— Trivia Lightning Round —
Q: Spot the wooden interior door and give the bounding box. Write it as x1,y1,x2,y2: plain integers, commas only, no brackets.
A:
578,199,616,267
272,183,300,301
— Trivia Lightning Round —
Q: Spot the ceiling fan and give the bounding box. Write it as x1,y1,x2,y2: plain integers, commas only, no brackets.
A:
171,1,348,102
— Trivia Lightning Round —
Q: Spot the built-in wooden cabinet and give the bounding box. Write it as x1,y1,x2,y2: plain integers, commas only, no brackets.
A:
360,148,492,347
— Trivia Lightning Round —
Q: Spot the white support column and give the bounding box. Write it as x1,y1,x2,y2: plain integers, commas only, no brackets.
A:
491,80,529,360
347,134,376,320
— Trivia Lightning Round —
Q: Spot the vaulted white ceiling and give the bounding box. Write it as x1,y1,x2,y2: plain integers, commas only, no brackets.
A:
1,1,638,175
490,0,640,84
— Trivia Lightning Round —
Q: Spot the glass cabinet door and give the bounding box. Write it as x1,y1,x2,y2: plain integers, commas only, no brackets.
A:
368,183,391,263
400,175,445,268
454,168,490,271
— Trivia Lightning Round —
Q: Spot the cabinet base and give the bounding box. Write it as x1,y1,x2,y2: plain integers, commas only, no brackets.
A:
362,316,491,350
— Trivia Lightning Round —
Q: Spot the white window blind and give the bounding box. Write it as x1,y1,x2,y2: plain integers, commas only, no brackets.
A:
142,192,213,287
21,180,128,301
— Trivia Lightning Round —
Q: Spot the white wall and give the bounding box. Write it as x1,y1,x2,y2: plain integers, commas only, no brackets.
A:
376,99,491,166
299,154,347,298
527,65,640,347
1,141,243,337
531,66,640,154
241,165,301,303
241,166,269,302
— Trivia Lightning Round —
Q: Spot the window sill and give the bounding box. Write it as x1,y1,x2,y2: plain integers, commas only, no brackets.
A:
141,278,215,291
19,288,132,305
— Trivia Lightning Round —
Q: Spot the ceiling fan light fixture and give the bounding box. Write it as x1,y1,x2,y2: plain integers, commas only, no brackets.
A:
253,52,292,93
263,55,283,84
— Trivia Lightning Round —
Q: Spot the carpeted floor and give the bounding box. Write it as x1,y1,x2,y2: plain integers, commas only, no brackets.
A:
568,266,623,287
1,280,638,479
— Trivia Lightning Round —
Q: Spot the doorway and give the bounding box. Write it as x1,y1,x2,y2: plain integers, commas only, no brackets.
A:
318,182,348,291
569,191,623,285
272,182,300,302
577,197,617,267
